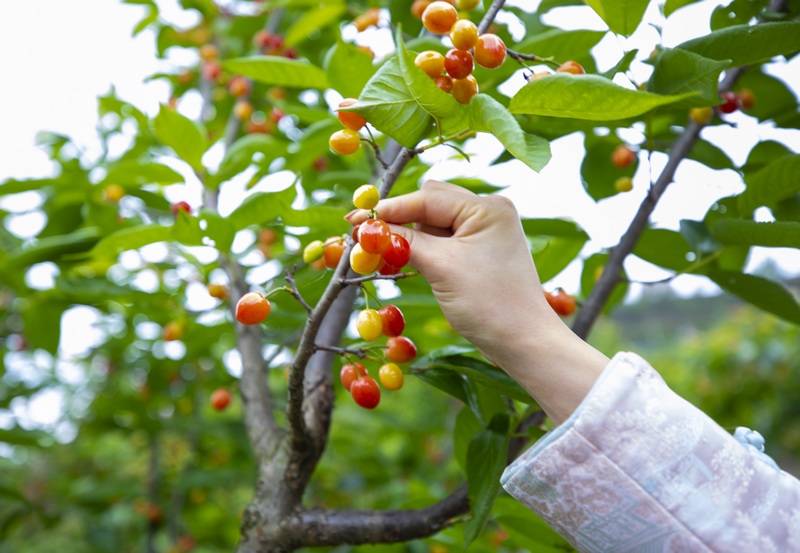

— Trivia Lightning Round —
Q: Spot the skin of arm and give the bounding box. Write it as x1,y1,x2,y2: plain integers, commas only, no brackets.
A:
346,180,609,426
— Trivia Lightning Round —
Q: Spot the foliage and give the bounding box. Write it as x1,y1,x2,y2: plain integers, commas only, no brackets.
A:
0,0,799,551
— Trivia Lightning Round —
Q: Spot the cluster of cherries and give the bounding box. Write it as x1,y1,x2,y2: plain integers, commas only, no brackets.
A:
415,1,507,104
690,88,756,124
611,144,636,193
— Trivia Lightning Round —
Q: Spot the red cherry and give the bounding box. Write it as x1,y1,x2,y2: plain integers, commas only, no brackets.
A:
444,49,474,80
210,389,232,411
358,219,391,254
171,201,192,215
351,376,381,409
474,34,506,69
340,362,366,391
379,305,405,337
381,233,410,269
386,336,417,364
719,91,741,114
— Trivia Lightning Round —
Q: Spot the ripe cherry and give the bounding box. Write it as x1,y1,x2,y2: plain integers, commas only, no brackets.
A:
379,305,405,337
329,128,361,155
411,0,431,19
450,20,478,51
235,292,271,325
351,223,361,244
356,309,383,341
556,60,585,75
208,283,228,300
434,75,453,93
353,7,380,32
737,88,755,110
421,1,458,34
323,238,345,269
171,201,192,216
386,336,417,364
379,363,404,391
444,49,474,80
201,60,222,81
340,362,367,391
228,76,250,97
233,100,254,121
719,91,741,114
259,228,278,245
337,98,367,131
382,233,411,269
474,34,506,69
350,243,382,274
415,50,446,79
358,219,391,254
163,321,184,342
351,376,381,409
199,44,218,61
103,184,125,203
611,145,635,169
353,184,380,210
546,290,576,317
689,106,713,124
451,75,479,104
210,388,232,411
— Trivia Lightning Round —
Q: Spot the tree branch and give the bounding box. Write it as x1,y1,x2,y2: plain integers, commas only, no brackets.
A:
477,0,506,34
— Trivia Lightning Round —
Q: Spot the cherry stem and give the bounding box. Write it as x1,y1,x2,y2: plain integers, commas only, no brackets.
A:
283,268,313,314
363,128,390,170
314,344,368,359
507,48,560,69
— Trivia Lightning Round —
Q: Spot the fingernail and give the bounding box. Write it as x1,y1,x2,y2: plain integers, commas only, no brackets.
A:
343,209,358,221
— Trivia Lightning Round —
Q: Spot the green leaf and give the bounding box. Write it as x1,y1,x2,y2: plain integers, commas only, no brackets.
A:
413,367,473,406
0,427,49,447
584,0,649,35
215,134,285,184
420,355,535,404
468,95,551,172
151,105,207,170
580,253,628,311
453,407,483,475
602,49,638,79
323,40,377,99
89,224,173,259
21,295,66,354
709,270,800,325
580,134,637,201
678,21,800,67
199,210,236,253
509,74,694,120
680,219,722,254
464,416,509,546
226,184,297,230
712,220,800,248
688,138,735,170
739,155,800,214
633,228,693,271
284,3,345,47
736,68,799,127
664,0,703,16
711,0,770,30
7,227,101,268
222,56,330,90
103,161,184,187
647,49,730,107
516,29,604,74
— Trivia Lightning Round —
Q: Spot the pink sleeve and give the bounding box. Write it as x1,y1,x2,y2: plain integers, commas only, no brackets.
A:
500,352,800,552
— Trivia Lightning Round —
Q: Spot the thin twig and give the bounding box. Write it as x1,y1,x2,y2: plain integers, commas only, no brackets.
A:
478,0,507,34
314,344,369,359
365,127,389,170
285,268,313,314
340,271,419,286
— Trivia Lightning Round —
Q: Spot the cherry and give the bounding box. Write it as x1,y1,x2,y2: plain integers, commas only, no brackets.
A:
228,76,250,97
351,376,381,409
269,107,285,123
354,7,381,32
235,292,271,325
546,290,576,317
450,20,478,51
379,305,405,337
737,88,755,110
329,128,361,155
208,283,228,300
259,228,278,245
303,240,324,264
233,100,254,121
411,0,431,19
556,60,585,75
340,362,367,391
337,98,367,131
379,363,404,391
474,34,506,69
323,238,345,269
351,223,361,243
103,184,125,203
350,243,382,274
201,60,222,81
386,336,417,364
614,176,633,193
444,49,474,80
358,219,391,254
353,184,380,210
246,118,275,135
611,145,635,169
381,233,411,269
356,309,383,341
171,201,192,216
689,106,713,124
421,1,458,35
451,75,479,104
719,91,741,113
378,261,400,275
434,75,453,93
199,44,218,61
163,321,184,342
415,50,446,79
210,388,232,411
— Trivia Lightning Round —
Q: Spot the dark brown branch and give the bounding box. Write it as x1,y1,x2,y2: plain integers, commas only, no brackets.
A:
477,0,506,34
340,271,419,286
314,343,368,359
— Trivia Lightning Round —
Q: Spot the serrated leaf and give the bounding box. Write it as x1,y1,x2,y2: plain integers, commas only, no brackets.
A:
152,105,207,170
712,220,800,248
709,270,800,325
681,219,722,254
89,225,172,259
284,3,345,47
467,95,551,172
584,0,649,35
678,21,800,67
633,228,693,271
465,417,509,546
739,155,800,214
223,56,330,90
323,40,377,99
509,74,694,120
648,49,730,107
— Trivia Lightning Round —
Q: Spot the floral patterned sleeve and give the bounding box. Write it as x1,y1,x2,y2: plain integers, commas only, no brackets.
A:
500,352,800,553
